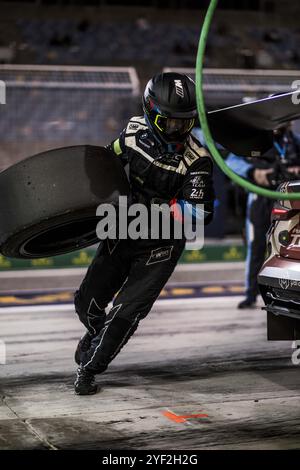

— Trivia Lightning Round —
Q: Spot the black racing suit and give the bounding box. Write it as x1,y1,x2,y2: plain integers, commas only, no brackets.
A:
74,116,215,374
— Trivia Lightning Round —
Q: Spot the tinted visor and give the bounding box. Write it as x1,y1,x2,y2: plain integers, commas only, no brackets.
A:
154,115,195,137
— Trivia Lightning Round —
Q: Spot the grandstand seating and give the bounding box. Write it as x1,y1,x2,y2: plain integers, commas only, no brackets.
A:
15,18,300,70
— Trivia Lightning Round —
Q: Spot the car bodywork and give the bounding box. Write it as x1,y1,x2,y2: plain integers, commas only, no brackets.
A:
258,181,300,340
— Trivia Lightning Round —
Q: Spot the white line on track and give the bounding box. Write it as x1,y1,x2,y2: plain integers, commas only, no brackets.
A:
0,268,87,278
0,262,245,279
0,296,245,314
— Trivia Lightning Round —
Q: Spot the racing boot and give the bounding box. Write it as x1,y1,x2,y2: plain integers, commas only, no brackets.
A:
75,331,93,365
74,365,98,395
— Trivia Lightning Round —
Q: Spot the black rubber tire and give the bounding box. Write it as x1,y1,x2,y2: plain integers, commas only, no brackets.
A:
0,145,130,259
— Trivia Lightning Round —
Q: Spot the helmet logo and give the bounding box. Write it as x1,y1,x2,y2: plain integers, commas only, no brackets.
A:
174,80,184,98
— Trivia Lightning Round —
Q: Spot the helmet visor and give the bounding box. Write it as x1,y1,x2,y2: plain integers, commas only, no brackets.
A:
154,115,195,138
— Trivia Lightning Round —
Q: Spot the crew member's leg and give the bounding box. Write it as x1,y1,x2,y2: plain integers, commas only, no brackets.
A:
77,237,185,386
74,239,131,364
239,195,273,308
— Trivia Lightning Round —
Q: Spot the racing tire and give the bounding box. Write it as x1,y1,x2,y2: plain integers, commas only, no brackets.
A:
0,145,130,259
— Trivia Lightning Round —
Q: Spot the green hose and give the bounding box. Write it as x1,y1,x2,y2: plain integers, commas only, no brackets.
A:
196,0,300,200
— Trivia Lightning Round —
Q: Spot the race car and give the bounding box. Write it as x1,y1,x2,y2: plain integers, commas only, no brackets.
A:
258,180,300,340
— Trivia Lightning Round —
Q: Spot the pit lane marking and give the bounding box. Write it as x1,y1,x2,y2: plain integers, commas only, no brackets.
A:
162,409,209,423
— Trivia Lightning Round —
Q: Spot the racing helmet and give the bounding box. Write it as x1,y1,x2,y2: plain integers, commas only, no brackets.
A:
143,72,198,144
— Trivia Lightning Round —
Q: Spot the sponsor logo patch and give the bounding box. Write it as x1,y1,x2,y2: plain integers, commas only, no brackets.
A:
174,79,184,98
279,277,290,289
190,188,205,199
146,246,174,265
139,134,155,149
129,123,139,130
191,176,205,187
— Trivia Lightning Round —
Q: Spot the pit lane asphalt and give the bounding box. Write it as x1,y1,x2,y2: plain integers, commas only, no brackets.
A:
1,286,300,450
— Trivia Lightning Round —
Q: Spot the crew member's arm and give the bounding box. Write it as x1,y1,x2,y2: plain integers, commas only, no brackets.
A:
196,126,273,186
226,152,254,179
172,153,215,226
194,126,255,180
182,156,214,225
226,152,274,186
